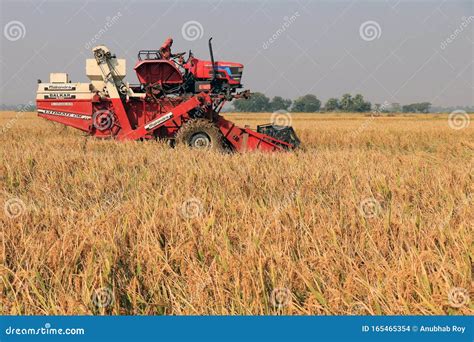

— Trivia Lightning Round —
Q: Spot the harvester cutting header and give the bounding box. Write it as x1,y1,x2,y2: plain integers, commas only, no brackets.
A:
36,37,300,152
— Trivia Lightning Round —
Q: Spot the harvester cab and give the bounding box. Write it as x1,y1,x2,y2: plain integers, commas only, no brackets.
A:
135,38,243,98
36,37,300,152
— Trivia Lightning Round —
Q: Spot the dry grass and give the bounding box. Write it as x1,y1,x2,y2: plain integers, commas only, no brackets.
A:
0,111,472,315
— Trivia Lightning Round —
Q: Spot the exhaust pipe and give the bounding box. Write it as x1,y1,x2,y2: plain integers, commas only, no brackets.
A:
208,37,218,85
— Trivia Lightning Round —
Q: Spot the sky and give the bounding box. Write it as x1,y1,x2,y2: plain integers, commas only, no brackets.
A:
0,0,473,107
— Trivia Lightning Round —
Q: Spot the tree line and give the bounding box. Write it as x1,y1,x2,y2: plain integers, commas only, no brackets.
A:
1,98,461,114
233,93,434,113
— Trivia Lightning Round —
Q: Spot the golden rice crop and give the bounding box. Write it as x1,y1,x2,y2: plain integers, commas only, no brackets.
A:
0,111,472,315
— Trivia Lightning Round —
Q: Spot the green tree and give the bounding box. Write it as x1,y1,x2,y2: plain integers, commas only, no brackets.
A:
324,98,340,111
416,102,431,113
352,94,372,112
291,94,321,112
339,93,353,112
402,102,431,113
233,92,271,112
269,96,292,111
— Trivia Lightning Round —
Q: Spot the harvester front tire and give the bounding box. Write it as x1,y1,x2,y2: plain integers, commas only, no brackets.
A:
175,119,224,152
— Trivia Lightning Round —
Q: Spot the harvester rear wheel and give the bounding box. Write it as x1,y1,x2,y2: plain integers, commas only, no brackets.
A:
175,119,224,151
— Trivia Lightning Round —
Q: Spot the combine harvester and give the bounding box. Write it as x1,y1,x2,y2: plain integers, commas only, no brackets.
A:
36,38,300,152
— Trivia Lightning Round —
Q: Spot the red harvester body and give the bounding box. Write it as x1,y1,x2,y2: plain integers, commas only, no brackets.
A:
36,38,300,152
